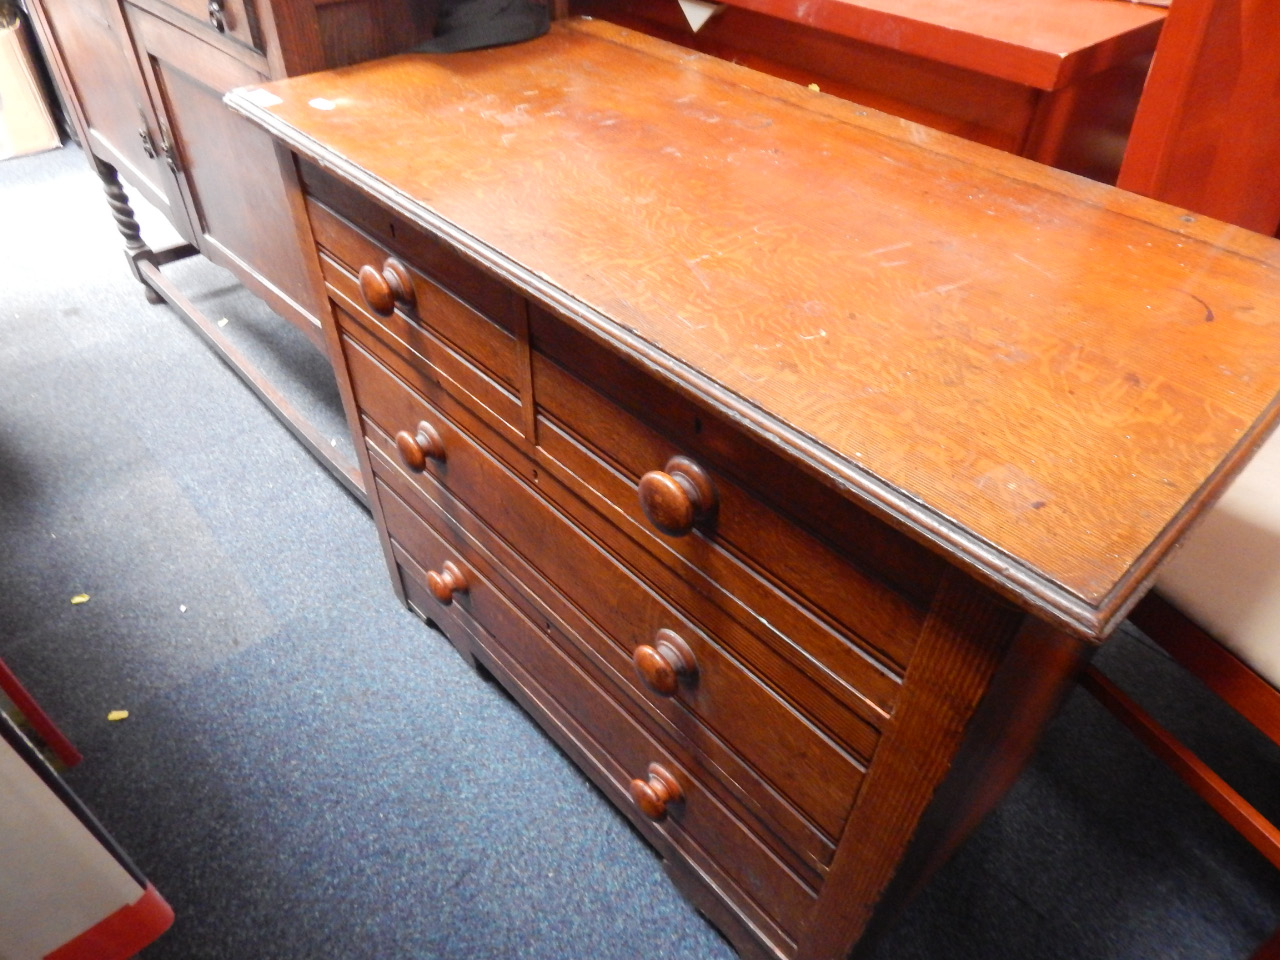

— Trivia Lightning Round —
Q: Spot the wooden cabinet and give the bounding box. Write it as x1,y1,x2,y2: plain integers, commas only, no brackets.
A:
24,0,432,492
230,19,1280,959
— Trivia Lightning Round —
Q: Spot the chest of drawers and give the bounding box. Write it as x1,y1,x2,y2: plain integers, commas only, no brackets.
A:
228,19,1280,959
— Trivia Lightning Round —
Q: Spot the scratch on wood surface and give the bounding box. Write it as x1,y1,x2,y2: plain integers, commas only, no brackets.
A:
880,260,909,268
864,241,913,258
918,279,972,297
1012,253,1055,279
1185,291,1215,323
799,329,827,340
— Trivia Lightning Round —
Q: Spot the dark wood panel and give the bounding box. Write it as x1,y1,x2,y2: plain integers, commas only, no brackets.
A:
314,0,427,67
33,0,193,234
799,570,1026,957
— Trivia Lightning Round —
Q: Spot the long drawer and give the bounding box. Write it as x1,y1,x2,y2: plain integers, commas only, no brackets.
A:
344,324,869,862
378,473,817,950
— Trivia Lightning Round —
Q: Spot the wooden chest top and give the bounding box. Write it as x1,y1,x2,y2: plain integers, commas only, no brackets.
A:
228,18,1280,639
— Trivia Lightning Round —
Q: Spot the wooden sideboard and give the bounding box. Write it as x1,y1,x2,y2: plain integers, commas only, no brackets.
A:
24,0,435,494
227,19,1280,960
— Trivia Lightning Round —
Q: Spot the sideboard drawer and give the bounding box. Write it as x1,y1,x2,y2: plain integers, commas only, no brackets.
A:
378,476,818,949
347,335,875,857
152,0,260,49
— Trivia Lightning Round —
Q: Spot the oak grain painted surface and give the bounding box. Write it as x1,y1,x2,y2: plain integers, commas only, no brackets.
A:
228,18,1280,641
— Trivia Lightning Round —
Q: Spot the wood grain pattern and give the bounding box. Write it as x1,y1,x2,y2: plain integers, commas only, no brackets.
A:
227,19,1280,639
797,569,1025,958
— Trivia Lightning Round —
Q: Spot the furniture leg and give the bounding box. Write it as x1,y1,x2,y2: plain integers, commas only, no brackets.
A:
92,157,164,303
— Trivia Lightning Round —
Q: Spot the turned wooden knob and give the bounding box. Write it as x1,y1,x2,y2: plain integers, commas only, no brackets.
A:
637,456,717,537
425,560,467,604
358,258,416,316
629,763,683,821
394,421,445,472
633,629,697,697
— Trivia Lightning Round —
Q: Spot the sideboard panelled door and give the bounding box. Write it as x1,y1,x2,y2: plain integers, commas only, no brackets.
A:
34,0,196,244
123,3,327,347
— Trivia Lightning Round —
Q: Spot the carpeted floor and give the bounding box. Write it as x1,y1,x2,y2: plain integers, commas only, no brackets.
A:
2,143,1278,960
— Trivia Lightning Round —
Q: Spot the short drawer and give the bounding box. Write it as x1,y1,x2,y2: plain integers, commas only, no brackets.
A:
312,198,525,393
302,169,524,339
358,357,871,862
152,0,260,49
381,478,817,949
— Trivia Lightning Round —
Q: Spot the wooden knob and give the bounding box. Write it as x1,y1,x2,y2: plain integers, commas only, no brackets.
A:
628,763,683,821
633,629,697,697
637,456,717,537
358,258,416,317
394,421,445,472
425,560,467,604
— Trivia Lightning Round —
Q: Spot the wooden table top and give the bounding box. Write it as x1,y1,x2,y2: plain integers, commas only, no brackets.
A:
228,18,1280,640
717,0,1167,89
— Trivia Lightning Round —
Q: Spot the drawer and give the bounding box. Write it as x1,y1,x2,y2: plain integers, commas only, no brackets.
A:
310,198,526,395
380,477,817,949
330,291,524,446
529,308,947,639
302,168,525,339
355,343,870,861
149,0,260,49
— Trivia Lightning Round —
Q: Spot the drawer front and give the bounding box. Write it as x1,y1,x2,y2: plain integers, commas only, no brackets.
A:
381,478,817,948
310,198,526,392
150,0,260,49
348,333,869,856
303,174,524,337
